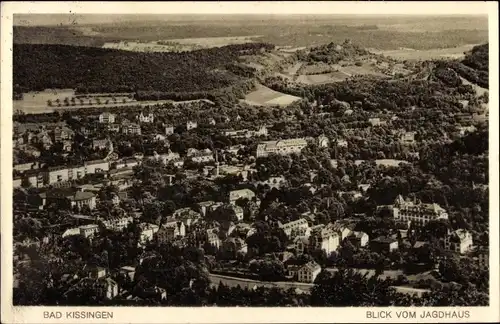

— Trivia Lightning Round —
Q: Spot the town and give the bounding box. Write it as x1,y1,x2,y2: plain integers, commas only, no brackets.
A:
13,93,489,306
12,14,490,307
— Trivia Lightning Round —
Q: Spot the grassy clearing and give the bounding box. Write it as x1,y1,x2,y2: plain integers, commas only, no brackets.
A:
284,62,303,76
370,44,479,61
167,36,262,47
243,84,301,106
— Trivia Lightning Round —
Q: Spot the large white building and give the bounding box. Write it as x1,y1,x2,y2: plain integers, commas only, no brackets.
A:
79,224,100,239
41,160,110,186
256,138,308,158
278,218,309,238
102,216,133,232
445,229,474,254
393,195,448,226
309,227,340,255
229,189,256,205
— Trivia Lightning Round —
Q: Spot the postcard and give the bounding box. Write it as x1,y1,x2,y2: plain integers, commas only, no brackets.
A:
1,1,498,323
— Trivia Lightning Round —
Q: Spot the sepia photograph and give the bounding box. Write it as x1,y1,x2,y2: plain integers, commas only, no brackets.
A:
1,1,499,323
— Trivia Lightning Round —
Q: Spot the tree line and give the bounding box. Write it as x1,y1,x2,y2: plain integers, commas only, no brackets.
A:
13,43,273,97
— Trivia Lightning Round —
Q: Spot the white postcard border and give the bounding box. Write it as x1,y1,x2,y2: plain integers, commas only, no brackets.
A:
1,2,499,323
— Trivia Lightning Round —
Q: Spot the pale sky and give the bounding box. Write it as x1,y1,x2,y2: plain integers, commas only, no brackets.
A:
14,13,488,27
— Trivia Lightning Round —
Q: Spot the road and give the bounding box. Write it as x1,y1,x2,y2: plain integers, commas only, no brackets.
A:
208,270,431,297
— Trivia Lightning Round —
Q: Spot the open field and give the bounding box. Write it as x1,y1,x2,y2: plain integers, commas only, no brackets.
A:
295,59,389,85
167,35,262,46
14,99,174,114
14,89,136,114
242,84,301,107
14,89,213,114
284,62,303,76
103,36,261,52
370,44,479,61
338,64,386,77
296,73,348,85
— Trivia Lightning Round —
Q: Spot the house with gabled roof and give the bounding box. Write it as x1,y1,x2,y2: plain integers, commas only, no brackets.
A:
297,261,321,283
445,229,473,254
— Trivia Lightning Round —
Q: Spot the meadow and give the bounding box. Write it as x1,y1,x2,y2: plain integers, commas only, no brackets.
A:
370,44,480,61
243,84,301,107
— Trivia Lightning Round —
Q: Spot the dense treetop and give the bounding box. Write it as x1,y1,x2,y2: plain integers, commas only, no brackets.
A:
462,43,489,72
13,43,273,95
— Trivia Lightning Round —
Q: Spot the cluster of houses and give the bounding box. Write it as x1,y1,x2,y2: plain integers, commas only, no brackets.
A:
58,264,167,303
58,189,258,256
99,111,201,136
269,194,476,284
13,102,488,302
13,122,75,154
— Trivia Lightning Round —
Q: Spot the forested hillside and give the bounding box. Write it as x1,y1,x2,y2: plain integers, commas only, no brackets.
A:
462,43,489,72
299,40,371,64
13,43,273,96
445,43,489,88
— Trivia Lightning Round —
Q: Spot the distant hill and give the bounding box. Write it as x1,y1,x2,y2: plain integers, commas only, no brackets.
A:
462,43,488,72
401,43,489,89
13,43,273,99
13,26,106,47
447,43,489,88
300,40,372,64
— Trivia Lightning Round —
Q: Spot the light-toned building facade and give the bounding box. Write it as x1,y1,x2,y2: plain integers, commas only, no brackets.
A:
297,261,321,283
95,278,119,300
400,132,416,145
191,152,215,164
393,195,449,226
371,237,399,253
156,221,186,244
348,231,369,247
256,138,308,158
92,138,113,151
187,121,198,130
445,229,474,254
137,112,155,123
85,160,110,174
99,112,116,124
41,189,97,210
138,223,159,246
330,222,354,241
102,216,133,232
165,125,174,135
79,224,100,238
279,218,309,238
122,123,142,135
232,205,244,221
229,189,256,205
309,228,340,255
